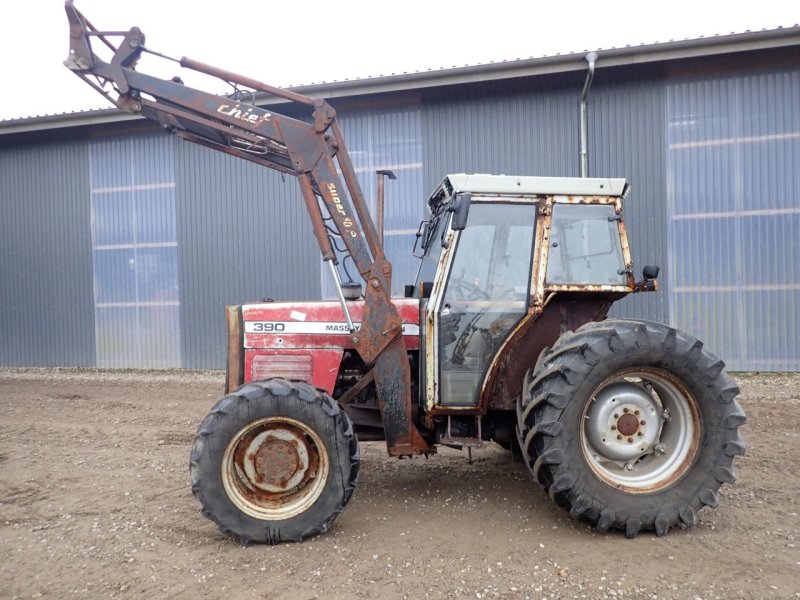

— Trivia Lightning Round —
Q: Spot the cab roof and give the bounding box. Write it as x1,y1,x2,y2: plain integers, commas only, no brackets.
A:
428,173,628,210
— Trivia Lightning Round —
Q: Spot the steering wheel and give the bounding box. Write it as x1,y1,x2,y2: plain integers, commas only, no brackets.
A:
449,277,489,300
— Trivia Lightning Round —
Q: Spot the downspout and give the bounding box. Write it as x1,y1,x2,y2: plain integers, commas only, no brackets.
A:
580,51,598,178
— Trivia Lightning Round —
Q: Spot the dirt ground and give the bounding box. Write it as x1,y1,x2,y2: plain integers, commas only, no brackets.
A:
0,370,798,600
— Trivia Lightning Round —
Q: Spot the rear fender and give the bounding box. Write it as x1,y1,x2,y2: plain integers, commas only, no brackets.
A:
479,294,618,411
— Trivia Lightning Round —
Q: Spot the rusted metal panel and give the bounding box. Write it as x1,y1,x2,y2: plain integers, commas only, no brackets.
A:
352,258,403,363
482,296,614,411
225,305,243,394
373,335,431,456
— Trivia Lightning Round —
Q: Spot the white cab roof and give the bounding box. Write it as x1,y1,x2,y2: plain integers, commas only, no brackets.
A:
432,173,628,202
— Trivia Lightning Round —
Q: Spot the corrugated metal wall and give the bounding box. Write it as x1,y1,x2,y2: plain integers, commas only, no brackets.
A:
591,69,669,323
666,63,800,371
0,139,95,366
421,75,579,185
2,52,798,371
175,141,320,369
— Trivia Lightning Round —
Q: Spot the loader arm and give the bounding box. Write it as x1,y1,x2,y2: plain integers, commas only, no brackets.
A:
64,1,428,456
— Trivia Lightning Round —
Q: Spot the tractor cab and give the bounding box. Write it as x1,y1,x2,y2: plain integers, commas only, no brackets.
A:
415,174,634,411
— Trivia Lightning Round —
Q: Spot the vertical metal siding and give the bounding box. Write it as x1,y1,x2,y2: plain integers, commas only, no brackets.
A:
667,66,800,371
175,141,320,369
0,140,95,367
421,76,580,190
591,70,669,323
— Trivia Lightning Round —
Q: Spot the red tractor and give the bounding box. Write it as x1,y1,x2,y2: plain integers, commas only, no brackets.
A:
65,2,746,543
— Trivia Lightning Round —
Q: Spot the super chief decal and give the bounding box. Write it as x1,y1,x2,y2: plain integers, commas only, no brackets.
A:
244,321,420,336
327,183,358,238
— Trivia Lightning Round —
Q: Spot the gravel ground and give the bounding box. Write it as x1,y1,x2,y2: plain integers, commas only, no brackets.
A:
1,369,798,600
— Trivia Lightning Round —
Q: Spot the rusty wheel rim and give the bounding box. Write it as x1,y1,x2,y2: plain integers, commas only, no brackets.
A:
222,417,329,520
580,368,701,493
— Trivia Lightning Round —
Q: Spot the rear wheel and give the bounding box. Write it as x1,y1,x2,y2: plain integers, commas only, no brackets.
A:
517,319,746,537
190,379,359,544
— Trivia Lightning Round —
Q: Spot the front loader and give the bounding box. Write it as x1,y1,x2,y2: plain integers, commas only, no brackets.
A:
64,2,746,543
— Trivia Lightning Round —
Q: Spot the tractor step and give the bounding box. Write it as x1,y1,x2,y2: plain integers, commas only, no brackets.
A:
439,415,483,448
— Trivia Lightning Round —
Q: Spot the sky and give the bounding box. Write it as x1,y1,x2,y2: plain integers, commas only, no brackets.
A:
2,0,798,121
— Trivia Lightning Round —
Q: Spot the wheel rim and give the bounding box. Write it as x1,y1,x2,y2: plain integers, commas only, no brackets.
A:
222,416,329,520
580,368,700,493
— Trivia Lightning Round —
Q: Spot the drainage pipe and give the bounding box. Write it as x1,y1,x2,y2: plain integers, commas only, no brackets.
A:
580,51,598,178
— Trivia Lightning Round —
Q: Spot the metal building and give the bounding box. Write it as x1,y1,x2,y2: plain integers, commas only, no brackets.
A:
2,28,799,371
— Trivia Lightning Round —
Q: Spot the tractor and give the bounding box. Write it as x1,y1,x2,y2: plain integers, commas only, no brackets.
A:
64,1,746,543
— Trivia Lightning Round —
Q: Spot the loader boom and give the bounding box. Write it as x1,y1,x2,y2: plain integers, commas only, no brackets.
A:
64,1,429,455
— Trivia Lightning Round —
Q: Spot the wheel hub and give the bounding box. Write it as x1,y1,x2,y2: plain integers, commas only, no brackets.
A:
616,413,640,436
254,438,300,486
585,381,663,461
238,425,316,495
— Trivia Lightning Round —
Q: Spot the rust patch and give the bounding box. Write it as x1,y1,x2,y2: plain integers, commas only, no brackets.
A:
254,439,300,486
481,295,614,412
225,306,243,394
616,413,640,436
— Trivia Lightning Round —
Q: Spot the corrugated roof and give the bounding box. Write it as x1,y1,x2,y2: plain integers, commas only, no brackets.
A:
2,24,798,136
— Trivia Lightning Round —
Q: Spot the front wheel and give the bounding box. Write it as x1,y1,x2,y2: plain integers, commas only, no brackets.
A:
190,379,359,544
517,320,746,538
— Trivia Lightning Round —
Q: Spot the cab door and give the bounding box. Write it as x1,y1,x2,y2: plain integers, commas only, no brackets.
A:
429,202,538,407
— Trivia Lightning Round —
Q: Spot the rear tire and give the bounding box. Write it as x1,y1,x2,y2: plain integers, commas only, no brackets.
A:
190,379,359,544
517,319,745,538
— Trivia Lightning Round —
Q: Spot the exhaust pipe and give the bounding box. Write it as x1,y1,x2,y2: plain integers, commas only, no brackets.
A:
580,51,598,178
375,169,397,247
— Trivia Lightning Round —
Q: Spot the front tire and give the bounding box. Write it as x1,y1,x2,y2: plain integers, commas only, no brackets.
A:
190,379,359,544
517,319,745,538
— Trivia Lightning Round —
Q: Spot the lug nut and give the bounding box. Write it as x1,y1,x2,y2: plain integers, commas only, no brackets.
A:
637,431,643,437
634,410,640,416
614,413,619,419
640,420,646,426
623,408,630,413
627,437,633,443
611,425,617,431
616,434,622,440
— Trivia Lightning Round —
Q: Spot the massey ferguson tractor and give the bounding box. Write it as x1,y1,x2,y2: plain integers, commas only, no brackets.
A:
64,2,746,543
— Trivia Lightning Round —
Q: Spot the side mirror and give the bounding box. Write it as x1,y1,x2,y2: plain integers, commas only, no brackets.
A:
634,264,660,292
450,192,471,231
412,219,430,258
642,265,660,279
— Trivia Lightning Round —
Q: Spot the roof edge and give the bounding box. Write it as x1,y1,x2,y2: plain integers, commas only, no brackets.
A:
2,25,799,136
